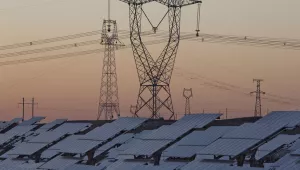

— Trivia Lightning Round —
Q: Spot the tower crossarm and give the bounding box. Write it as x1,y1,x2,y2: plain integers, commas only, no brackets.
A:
155,0,201,7
119,0,201,7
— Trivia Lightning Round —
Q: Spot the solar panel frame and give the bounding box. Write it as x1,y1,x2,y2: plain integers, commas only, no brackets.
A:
198,138,260,157
6,142,48,156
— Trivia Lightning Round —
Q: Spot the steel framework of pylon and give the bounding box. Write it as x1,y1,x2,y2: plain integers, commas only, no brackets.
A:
250,79,266,117
97,2,123,120
119,0,201,119
183,88,193,115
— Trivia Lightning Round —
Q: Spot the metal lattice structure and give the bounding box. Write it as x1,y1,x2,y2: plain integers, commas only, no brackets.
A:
119,0,201,119
250,79,266,117
97,20,123,120
183,88,193,115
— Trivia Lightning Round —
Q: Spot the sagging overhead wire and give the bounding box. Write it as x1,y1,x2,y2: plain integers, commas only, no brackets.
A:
0,30,157,59
0,36,172,67
0,29,130,51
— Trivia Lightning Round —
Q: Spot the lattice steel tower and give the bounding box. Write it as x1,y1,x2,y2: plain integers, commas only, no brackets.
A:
183,88,193,115
119,0,201,119
250,79,266,117
97,0,123,120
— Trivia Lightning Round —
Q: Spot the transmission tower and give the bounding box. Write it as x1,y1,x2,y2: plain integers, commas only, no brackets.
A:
97,0,123,120
130,105,137,117
183,88,193,115
250,79,266,117
119,0,201,119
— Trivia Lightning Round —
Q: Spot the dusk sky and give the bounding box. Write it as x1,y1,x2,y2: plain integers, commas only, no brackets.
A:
0,0,300,121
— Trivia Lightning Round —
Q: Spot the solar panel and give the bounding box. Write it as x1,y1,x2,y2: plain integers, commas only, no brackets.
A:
110,117,148,131
222,123,285,140
176,126,237,146
104,160,143,170
39,156,80,170
7,125,36,136
0,118,22,130
6,143,47,155
19,117,45,126
172,114,221,129
255,135,300,160
65,164,100,170
256,111,300,128
162,145,205,158
0,133,16,146
121,139,171,156
52,123,91,134
28,131,67,143
198,138,260,156
97,133,134,152
58,139,103,154
39,119,67,130
80,124,122,141
141,125,191,140
41,149,60,159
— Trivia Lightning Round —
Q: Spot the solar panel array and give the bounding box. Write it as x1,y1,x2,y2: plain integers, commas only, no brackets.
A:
0,112,300,169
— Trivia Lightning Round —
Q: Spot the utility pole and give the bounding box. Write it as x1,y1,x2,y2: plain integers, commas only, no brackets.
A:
130,105,137,117
183,88,193,115
18,97,38,121
118,0,202,119
250,79,266,117
97,0,124,120
225,108,228,119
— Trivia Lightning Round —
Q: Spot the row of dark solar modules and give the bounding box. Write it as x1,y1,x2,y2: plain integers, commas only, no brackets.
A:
0,111,300,169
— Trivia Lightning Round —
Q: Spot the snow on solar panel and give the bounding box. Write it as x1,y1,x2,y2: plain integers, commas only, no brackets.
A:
28,131,67,143
198,138,260,156
256,111,300,128
222,123,285,140
52,123,91,134
7,125,36,136
162,145,205,158
80,123,122,141
255,134,300,160
6,142,47,155
19,117,45,126
121,139,171,156
172,114,221,129
39,156,80,170
141,125,191,140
